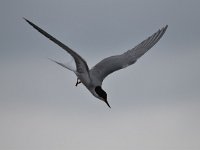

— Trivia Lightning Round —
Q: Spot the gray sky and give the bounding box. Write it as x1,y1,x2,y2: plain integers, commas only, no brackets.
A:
0,0,200,150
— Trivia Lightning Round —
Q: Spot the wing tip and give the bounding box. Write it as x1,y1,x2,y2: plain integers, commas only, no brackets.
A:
163,25,168,32
48,57,56,63
161,25,168,37
23,17,37,30
23,17,31,24
23,17,27,21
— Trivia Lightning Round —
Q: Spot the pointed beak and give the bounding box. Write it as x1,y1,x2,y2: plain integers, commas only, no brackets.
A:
104,99,111,108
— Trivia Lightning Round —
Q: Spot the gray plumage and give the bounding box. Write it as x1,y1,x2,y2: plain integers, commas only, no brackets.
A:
24,18,168,108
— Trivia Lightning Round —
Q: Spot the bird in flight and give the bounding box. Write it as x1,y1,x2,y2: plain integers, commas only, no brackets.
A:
24,18,168,108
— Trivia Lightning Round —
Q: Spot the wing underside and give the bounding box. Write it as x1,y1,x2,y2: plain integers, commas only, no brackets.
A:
90,25,168,83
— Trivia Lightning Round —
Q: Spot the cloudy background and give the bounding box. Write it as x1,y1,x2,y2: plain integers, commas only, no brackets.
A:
0,0,200,149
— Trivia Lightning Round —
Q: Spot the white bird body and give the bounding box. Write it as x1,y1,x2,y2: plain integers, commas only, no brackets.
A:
24,18,168,108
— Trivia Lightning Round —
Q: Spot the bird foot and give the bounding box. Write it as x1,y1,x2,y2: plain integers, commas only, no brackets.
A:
75,78,81,86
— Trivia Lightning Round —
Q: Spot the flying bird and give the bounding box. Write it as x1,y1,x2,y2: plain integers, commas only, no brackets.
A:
24,18,168,108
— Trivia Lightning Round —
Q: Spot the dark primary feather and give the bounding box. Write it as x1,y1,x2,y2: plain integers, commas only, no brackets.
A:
24,18,89,73
90,25,168,82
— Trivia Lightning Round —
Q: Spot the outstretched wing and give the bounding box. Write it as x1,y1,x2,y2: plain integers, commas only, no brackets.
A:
24,18,89,73
90,25,168,83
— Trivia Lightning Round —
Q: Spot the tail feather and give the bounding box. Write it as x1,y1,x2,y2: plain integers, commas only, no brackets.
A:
48,58,76,72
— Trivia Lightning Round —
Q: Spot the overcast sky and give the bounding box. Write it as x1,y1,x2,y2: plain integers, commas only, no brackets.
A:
0,0,200,150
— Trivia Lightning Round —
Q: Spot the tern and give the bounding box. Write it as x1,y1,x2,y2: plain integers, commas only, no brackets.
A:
24,18,168,108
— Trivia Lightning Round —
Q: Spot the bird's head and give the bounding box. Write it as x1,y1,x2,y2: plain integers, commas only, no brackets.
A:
94,86,111,108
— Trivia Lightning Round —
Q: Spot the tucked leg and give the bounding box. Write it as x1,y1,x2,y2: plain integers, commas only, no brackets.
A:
75,78,81,86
